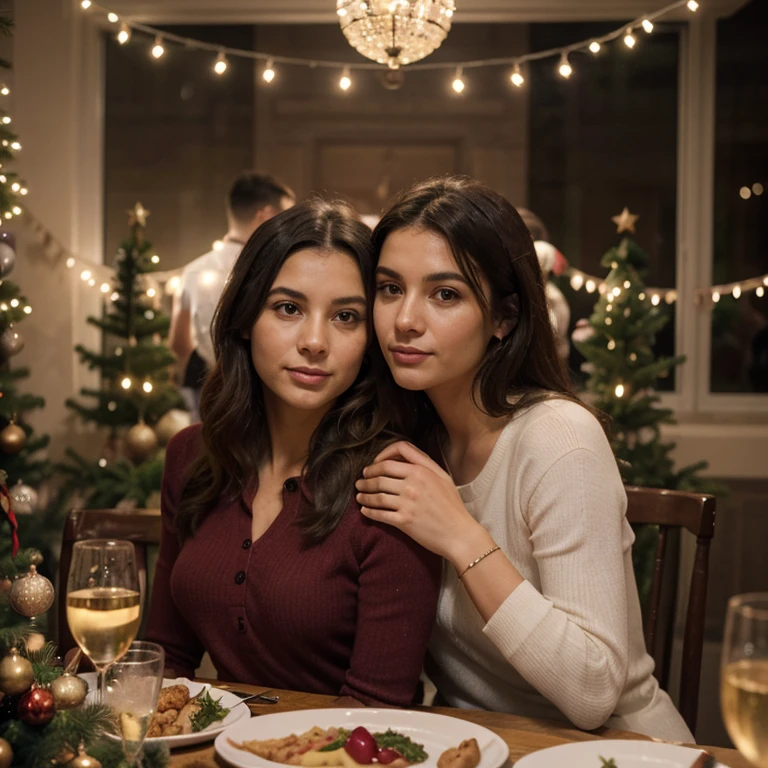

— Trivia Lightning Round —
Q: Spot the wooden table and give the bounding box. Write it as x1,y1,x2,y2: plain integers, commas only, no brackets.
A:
169,683,750,768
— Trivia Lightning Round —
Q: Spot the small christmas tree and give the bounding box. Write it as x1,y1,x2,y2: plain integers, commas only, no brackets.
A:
573,209,718,604
58,204,186,509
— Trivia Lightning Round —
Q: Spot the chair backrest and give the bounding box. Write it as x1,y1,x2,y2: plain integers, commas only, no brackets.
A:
57,508,162,656
624,485,716,735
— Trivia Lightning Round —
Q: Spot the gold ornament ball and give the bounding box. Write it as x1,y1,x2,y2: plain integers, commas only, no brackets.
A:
0,578,11,596
68,744,103,768
0,647,34,695
0,423,26,454
0,326,24,357
9,564,55,618
124,422,158,463
25,632,46,653
9,481,37,515
51,673,87,710
0,736,13,768
154,408,191,445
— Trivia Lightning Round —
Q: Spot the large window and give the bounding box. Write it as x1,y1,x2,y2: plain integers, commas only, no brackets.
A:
711,0,768,394
104,25,256,270
527,22,680,390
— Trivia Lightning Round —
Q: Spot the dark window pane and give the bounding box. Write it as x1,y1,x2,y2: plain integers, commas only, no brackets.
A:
104,25,255,270
528,22,679,391
711,0,768,393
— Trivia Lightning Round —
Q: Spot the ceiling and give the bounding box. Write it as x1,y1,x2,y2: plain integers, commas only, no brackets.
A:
106,0,751,24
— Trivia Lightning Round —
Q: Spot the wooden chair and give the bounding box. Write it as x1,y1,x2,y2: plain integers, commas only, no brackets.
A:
57,508,162,656
624,485,716,735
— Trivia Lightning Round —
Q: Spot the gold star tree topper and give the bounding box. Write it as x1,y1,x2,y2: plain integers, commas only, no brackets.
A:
611,207,639,234
127,202,151,228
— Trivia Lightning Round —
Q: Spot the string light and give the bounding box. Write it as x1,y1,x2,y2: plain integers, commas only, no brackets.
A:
651,294,661,306
147,288,157,298
100,283,110,293
624,29,636,48
712,290,721,303
110,291,120,301
11,206,21,216
212,240,224,251
570,274,584,290
80,270,91,281
142,382,153,393
107,12,119,23
9,299,18,308
642,19,654,33
117,24,131,45
23,306,31,315
2,117,10,125
214,51,228,75
757,287,765,298
151,37,165,59
80,0,91,8
263,59,276,84
558,53,572,78
20,188,27,195
615,383,625,398
638,292,646,301
665,291,677,304
0,86,8,96
452,67,465,93
605,317,613,325
339,66,352,91
151,254,160,264
607,340,616,350
66,258,76,269
753,182,764,196
585,279,596,293
733,285,741,299
589,41,601,54
510,64,524,88
121,377,132,390
687,0,699,10
11,183,19,192
10,142,20,151
623,280,631,289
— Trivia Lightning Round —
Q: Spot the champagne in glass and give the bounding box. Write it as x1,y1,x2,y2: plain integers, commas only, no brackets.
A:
66,539,141,702
721,592,768,767
104,641,164,767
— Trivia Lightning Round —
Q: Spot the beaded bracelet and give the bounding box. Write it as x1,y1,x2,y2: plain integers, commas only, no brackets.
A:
458,545,501,579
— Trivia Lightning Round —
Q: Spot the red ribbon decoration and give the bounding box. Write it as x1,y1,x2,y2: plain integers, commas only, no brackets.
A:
0,483,19,557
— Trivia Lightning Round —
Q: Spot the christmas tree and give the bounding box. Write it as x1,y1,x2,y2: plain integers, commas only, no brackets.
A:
58,205,187,510
573,209,717,603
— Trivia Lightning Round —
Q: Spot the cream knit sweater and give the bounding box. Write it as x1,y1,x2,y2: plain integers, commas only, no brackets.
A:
426,399,694,742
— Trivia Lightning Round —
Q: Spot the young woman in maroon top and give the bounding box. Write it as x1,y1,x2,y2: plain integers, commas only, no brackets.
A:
145,198,441,706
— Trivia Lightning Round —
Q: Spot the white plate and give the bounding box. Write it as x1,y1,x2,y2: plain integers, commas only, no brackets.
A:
81,674,251,748
515,739,726,768
215,708,509,768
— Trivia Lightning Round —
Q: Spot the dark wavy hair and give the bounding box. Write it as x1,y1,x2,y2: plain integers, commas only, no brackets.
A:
176,198,393,542
372,175,603,454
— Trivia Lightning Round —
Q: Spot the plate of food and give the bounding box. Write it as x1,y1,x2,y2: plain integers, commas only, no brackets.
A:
214,708,509,768
514,740,725,768
82,675,251,748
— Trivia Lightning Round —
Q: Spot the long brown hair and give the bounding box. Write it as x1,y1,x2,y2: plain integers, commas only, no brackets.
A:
177,198,393,542
371,175,603,454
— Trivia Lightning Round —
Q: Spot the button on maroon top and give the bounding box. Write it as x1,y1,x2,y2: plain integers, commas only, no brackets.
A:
146,425,442,706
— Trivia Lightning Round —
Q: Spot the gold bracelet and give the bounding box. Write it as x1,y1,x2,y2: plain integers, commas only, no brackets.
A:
458,545,501,579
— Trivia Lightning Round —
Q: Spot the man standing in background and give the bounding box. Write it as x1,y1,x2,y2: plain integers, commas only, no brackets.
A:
170,172,295,421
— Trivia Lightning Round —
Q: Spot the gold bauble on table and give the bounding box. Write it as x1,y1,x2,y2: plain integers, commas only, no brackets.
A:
0,422,26,454
0,647,34,695
9,564,55,618
124,421,158,464
154,408,191,445
68,742,103,768
51,672,87,710
0,736,13,768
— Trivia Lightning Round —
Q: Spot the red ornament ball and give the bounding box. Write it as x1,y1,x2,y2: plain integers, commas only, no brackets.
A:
18,686,55,726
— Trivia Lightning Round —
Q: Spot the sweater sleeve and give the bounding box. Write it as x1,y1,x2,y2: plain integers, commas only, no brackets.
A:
482,444,630,730
145,427,206,679
341,519,442,706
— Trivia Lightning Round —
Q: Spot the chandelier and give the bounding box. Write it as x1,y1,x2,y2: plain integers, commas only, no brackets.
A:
337,1,456,70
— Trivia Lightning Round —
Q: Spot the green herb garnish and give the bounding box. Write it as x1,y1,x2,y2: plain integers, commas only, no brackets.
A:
599,758,618,767
319,729,352,752
190,689,230,733
374,730,428,763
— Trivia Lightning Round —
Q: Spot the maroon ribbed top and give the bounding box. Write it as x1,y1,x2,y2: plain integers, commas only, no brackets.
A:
145,425,441,706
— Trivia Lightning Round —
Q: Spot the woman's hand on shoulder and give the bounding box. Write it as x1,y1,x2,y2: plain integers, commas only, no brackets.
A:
356,441,485,561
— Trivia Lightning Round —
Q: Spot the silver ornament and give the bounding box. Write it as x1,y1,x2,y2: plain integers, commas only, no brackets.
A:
9,481,37,515
8,565,55,618
51,673,87,710
0,242,15,278
0,326,24,357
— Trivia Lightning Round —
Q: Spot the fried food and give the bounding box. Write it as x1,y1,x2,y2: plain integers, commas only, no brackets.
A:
230,726,341,765
157,684,191,713
437,738,481,768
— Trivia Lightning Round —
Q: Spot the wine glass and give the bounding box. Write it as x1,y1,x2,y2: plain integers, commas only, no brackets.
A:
104,641,165,767
721,592,768,767
66,539,141,703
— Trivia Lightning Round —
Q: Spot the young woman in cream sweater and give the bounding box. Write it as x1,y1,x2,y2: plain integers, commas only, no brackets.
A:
355,176,693,742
